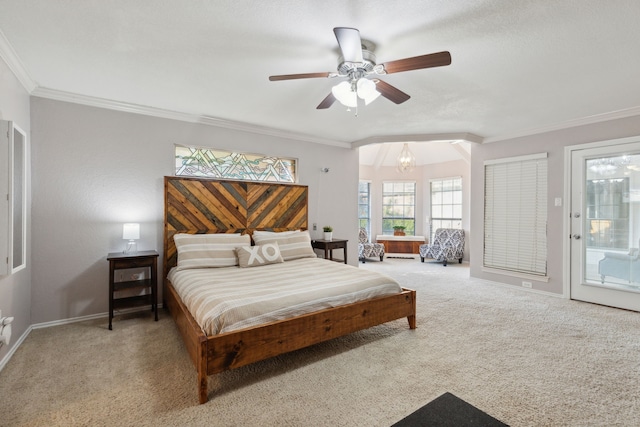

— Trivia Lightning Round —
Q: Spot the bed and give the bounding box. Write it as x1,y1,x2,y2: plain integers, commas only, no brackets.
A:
163,176,417,404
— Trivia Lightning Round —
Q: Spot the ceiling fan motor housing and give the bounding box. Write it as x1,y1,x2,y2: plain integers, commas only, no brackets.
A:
337,49,377,76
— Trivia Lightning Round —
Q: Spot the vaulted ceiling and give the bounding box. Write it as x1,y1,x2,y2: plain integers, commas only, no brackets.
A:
1,0,639,157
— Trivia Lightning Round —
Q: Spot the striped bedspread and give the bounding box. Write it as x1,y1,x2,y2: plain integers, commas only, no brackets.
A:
167,257,404,336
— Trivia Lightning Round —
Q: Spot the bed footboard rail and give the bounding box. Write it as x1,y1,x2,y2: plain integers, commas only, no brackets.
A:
206,288,416,374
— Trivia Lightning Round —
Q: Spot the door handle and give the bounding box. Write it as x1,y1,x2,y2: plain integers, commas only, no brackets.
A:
572,234,581,240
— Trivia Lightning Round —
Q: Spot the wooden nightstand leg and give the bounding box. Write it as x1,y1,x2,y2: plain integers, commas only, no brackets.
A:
108,261,114,330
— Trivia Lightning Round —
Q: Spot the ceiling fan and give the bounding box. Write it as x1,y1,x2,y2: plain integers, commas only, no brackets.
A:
269,27,452,110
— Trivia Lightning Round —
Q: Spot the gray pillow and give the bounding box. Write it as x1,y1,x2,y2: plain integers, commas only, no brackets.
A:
236,243,284,268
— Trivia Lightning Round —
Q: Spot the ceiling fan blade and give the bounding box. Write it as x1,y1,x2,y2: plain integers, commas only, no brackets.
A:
374,79,411,104
381,51,452,74
333,27,363,63
316,93,336,109
269,72,331,81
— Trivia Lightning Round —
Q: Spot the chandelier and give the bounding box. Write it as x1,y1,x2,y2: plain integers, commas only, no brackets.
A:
396,143,416,174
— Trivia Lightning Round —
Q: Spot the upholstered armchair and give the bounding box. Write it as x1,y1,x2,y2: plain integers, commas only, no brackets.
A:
358,227,385,263
419,228,465,266
598,246,640,283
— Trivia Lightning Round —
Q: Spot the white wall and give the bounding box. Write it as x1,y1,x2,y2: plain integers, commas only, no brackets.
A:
470,115,640,294
0,56,31,358
30,97,359,324
359,157,470,260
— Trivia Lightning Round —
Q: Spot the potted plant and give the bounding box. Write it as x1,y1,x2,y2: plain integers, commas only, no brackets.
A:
323,226,333,241
393,225,406,236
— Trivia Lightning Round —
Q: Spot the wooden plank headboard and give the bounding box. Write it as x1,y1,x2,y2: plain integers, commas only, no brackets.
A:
163,176,308,277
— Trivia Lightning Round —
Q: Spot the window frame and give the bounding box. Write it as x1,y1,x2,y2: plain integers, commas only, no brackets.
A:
382,181,416,235
429,176,463,243
358,181,371,237
175,144,298,183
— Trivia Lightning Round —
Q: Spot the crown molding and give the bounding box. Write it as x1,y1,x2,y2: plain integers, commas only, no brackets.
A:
30,86,351,149
0,29,37,92
350,132,484,148
483,106,640,144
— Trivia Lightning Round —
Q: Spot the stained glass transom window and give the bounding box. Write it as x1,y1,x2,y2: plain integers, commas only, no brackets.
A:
175,145,297,183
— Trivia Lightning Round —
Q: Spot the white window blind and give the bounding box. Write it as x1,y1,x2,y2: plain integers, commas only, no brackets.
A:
484,153,548,275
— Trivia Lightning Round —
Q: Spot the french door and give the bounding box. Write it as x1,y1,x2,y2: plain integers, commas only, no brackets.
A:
570,138,640,311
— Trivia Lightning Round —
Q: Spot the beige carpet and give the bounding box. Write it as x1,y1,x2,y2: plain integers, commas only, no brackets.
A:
1,258,639,426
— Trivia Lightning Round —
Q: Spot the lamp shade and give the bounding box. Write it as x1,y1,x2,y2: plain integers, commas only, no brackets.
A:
122,223,140,240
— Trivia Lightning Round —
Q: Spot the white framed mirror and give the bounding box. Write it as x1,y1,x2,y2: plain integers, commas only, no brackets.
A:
10,122,26,273
0,120,27,275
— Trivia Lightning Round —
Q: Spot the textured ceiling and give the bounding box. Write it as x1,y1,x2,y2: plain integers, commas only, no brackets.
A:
1,0,639,157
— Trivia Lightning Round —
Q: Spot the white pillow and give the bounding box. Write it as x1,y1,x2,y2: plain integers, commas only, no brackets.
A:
174,233,250,270
252,230,316,261
235,243,284,268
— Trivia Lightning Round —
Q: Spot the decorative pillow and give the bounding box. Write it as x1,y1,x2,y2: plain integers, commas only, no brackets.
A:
252,230,316,261
235,243,284,268
174,233,250,270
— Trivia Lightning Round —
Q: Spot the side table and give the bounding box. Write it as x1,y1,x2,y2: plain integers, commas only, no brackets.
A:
107,250,159,330
312,239,348,264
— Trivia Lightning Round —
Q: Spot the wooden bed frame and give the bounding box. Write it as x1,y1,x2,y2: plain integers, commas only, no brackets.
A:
163,176,417,404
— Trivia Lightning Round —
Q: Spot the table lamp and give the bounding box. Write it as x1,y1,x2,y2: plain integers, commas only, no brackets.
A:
123,223,140,254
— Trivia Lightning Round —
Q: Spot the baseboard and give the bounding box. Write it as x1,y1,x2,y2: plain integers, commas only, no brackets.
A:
0,304,163,372
0,323,32,372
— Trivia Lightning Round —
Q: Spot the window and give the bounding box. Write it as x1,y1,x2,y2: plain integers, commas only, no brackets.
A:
586,178,629,249
175,145,297,183
484,153,548,276
430,177,462,243
358,181,371,236
382,181,415,235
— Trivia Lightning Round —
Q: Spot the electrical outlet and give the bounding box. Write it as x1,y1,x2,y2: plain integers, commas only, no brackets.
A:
522,281,532,288
313,223,317,231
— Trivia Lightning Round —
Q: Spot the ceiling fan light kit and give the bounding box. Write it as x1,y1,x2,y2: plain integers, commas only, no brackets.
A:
331,78,381,108
269,27,451,111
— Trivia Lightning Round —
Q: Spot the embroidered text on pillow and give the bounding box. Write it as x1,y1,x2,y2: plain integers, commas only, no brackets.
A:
236,243,285,268
242,244,280,265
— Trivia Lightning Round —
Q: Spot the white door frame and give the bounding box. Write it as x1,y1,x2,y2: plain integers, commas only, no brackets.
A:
563,135,640,300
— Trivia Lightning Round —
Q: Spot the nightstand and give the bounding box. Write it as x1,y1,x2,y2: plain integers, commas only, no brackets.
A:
312,239,348,264
107,250,159,330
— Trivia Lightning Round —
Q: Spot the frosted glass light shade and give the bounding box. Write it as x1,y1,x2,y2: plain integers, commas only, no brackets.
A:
332,81,357,108
356,78,381,105
332,79,381,108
